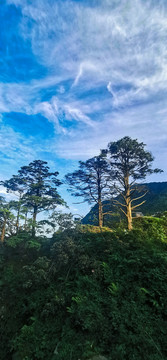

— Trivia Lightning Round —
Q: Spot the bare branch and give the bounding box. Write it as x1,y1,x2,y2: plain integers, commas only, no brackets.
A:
131,191,148,203
132,200,146,210
114,199,127,207
113,184,126,200
103,211,113,215
88,185,97,202
119,207,128,217
72,201,87,204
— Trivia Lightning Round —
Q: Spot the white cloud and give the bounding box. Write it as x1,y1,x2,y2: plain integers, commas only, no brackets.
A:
64,104,95,127
1,0,167,183
0,187,8,195
5,0,167,107
72,61,99,87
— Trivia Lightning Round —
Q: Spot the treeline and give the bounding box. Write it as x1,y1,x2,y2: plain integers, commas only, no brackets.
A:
0,136,163,240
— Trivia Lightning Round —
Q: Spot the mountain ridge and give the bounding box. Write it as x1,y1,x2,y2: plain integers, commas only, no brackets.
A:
82,181,167,226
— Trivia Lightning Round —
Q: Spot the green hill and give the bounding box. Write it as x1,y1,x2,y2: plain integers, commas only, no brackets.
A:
1,222,167,359
82,182,167,226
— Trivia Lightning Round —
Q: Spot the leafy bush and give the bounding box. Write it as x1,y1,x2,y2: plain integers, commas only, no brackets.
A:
1,222,167,359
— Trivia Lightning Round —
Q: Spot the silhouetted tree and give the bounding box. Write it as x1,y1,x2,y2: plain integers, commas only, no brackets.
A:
65,155,112,227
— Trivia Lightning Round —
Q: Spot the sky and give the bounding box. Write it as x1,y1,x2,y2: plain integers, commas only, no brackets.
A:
0,0,167,217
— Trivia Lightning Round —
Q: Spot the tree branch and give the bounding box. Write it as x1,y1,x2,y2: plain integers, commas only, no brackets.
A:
132,200,146,210
114,199,127,207
103,211,113,215
118,207,127,217
131,191,148,203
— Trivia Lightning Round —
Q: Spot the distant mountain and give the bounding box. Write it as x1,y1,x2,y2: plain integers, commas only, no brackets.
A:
82,182,167,226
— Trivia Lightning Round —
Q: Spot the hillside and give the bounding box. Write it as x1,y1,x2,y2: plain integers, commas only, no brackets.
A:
1,219,167,359
82,182,167,226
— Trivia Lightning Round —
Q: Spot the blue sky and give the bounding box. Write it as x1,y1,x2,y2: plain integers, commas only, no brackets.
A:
0,0,167,216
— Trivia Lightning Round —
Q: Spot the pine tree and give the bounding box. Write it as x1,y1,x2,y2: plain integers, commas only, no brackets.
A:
16,160,64,236
1,175,25,233
102,137,162,230
65,155,112,227
0,197,15,242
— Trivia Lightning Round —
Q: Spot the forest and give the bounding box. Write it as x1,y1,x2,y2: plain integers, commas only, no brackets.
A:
1,136,167,360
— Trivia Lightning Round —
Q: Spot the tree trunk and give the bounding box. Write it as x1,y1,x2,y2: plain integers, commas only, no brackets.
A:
24,211,28,230
32,206,37,237
16,204,21,234
127,200,132,230
1,218,7,242
97,171,103,228
98,199,103,228
125,175,133,230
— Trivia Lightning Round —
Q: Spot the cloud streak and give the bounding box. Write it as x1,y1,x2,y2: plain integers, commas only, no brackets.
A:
0,0,167,189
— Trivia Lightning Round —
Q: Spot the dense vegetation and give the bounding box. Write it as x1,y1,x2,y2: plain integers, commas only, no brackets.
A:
0,136,166,359
1,217,167,360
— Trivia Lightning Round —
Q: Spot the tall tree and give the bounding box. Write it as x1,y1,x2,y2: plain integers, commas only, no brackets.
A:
102,137,162,230
17,160,64,236
65,155,112,227
20,206,29,230
1,175,25,233
0,197,15,242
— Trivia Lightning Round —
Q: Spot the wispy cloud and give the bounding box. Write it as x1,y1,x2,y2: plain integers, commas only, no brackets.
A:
4,0,167,109
0,0,167,188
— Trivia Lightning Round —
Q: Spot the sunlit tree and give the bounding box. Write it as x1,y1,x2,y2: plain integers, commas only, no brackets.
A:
102,137,162,230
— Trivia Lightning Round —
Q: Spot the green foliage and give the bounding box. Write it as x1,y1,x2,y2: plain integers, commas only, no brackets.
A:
1,220,167,359
79,224,113,233
5,233,40,249
49,211,75,232
104,136,162,180
0,146,166,358
1,160,65,238
133,216,167,243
